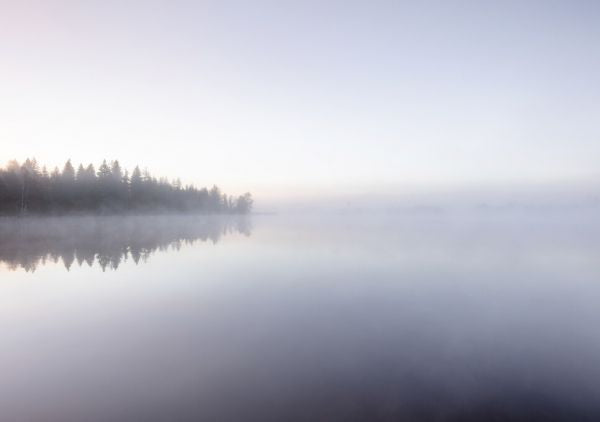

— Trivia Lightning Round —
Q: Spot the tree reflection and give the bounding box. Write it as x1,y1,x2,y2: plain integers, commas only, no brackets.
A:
0,216,251,272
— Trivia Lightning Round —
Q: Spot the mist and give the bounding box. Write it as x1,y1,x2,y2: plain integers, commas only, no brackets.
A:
1,211,599,421
2,0,600,420
259,182,600,217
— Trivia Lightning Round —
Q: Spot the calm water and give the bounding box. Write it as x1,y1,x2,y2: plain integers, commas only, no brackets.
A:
1,213,599,421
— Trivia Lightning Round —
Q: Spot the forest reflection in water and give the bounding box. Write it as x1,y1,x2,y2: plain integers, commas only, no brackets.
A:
0,216,251,272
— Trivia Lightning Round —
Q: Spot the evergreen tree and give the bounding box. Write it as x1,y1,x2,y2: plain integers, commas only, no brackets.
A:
76,164,86,181
97,160,111,180
62,160,75,182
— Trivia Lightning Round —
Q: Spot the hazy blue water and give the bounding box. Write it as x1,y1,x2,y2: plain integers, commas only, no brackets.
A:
1,213,599,421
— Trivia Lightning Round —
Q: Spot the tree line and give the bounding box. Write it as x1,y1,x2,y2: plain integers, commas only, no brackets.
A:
0,158,253,215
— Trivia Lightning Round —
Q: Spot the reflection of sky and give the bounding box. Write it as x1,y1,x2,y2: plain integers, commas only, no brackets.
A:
1,214,600,420
2,1,600,199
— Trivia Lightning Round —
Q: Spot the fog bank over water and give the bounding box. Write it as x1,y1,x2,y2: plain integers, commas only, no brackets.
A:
258,182,600,215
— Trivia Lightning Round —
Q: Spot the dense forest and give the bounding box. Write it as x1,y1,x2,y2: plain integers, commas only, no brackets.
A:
0,158,253,215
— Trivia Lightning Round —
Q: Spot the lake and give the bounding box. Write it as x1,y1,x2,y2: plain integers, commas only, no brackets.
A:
1,213,599,421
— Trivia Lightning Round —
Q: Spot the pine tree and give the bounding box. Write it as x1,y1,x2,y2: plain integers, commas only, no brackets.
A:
97,160,111,180
62,160,75,182
76,164,86,181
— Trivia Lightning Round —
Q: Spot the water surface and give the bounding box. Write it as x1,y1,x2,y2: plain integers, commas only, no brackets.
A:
1,213,599,421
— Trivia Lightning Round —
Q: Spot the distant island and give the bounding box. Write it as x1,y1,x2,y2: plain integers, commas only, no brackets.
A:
0,159,252,215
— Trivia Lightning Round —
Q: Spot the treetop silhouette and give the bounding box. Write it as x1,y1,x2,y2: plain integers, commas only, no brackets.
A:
0,159,253,215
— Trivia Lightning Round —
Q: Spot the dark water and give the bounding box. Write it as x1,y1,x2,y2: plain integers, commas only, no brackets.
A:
1,213,599,421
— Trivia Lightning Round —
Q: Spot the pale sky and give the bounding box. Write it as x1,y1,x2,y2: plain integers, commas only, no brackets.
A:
1,0,599,200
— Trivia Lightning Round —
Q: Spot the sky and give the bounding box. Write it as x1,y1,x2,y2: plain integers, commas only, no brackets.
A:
1,0,599,203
